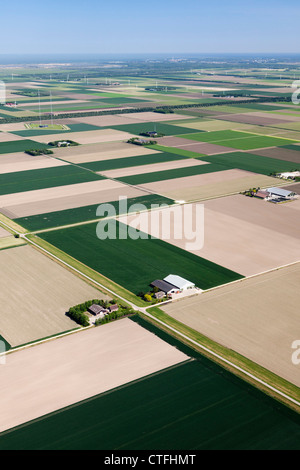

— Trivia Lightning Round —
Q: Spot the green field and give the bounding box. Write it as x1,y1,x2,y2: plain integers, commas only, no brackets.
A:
12,123,102,137
0,140,50,155
80,151,190,172
117,162,228,185
39,221,243,293
0,316,298,450
15,194,175,231
197,152,298,175
0,166,105,196
107,122,202,136
149,144,205,158
179,130,298,149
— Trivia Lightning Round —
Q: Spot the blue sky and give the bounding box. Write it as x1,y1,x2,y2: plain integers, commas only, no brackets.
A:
0,0,299,54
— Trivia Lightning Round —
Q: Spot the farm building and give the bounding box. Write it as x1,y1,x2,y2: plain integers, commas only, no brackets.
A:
163,275,195,291
151,280,178,295
154,291,165,300
109,304,119,313
88,304,107,316
277,171,300,180
266,187,298,200
151,275,196,295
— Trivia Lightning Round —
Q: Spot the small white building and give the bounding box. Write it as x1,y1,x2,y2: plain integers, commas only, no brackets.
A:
277,171,300,180
163,274,195,291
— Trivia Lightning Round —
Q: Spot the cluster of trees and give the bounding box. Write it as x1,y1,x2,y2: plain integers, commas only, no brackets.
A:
25,149,54,156
127,137,157,146
138,286,167,304
67,299,138,327
140,132,165,138
154,108,175,114
48,140,79,147
94,305,138,326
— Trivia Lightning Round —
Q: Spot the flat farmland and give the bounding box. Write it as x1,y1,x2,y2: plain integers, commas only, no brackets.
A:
156,136,235,155
179,130,298,150
0,245,110,348
0,226,9,238
53,141,159,164
15,194,174,231
101,158,208,179
31,129,138,145
198,152,298,175
171,119,250,132
117,162,228,185
107,122,201,136
0,319,187,433
0,153,69,174
0,338,299,450
130,171,277,202
0,132,24,143
162,263,300,388
0,179,146,218
251,147,300,164
0,165,104,196
121,196,300,276
39,221,243,294
80,151,195,172
0,140,50,155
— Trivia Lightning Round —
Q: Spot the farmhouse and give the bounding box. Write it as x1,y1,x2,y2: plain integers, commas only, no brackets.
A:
109,304,119,313
88,304,108,316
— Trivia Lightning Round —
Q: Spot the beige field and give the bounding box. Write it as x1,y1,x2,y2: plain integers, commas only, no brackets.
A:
120,194,300,276
31,129,138,145
0,122,30,132
0,132,24,143
71,114,150,126
0,179,147,218
118,111,193,121
0,319,188,432
139,170,276,201
0,245,110,348
0,153,69,174
55,141,160,164
0,226,10,238
101,158,209,178
162,263,300,387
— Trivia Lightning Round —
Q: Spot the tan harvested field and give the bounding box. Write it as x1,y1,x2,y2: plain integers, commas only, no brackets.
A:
0,132,24,143
162,263,300,387
32,129,138,145
0,153,69,174
55,141,159,164
118,111,193,121
0,245,110,348
71,114,150,126
0,318,188,432
0,122,30,132
101,158,209,178
214,113,291,126
121,194,300,276
251,147,300,164
0,226,9,238
0,179,146,218
139,170,276,202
